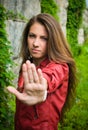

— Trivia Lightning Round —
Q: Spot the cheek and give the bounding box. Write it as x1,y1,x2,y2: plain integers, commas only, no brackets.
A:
43,44,48,53
27,39,32,48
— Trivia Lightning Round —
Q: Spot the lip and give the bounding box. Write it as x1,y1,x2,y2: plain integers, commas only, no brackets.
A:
32,49,40,53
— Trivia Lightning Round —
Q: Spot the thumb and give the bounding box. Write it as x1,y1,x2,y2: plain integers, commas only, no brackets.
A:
7,86,23,100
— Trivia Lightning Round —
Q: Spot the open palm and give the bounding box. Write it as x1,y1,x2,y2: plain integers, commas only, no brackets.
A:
7,60,47,105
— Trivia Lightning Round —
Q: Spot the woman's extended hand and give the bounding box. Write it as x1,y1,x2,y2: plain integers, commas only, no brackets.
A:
7,60,48,105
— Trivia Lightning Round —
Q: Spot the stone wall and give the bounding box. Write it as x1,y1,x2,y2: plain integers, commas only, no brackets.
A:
55,0,68,36
0,0,41,19
83,9,88,28
55,0,88,44
6,20,26,58
1,0,88,58
1,0,41,58
0,0,41,84
83,9,88,41
0,0,88,84
78,9,88,44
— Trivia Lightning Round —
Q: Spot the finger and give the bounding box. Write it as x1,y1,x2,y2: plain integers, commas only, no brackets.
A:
7,86,41,105
22,63,29,85
7,86,24,100
38,69,47,86
31,64,39,83
38,69,48,91
26,60,34,83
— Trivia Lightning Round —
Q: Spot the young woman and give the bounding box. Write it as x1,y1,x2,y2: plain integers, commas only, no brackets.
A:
7,13,77,130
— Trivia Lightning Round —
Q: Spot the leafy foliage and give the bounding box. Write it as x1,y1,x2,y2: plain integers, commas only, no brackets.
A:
0,1,88,130
59,42,88,130
59,0,88,129
6,10,27,21
41,0,59,20
67,0,86,56
0,4,15,130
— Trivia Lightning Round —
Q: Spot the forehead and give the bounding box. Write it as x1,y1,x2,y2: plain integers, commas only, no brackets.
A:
29,22,48,36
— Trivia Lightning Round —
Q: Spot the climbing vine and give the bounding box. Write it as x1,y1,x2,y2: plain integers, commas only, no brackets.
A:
67,0,86,55
41,0,59,20
59,1,88,129
0,4,15,130
6,10,27,21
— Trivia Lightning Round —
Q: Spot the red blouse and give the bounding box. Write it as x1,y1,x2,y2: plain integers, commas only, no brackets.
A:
15,58,69,130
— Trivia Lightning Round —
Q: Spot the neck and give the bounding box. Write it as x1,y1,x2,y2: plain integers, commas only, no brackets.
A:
33,57,47,66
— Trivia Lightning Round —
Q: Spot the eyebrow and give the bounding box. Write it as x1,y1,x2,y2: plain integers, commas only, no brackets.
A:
40,35,48,40
29,32,48,39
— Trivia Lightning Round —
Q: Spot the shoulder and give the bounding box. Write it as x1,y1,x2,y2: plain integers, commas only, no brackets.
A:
42,61,69,74
41,61,69,92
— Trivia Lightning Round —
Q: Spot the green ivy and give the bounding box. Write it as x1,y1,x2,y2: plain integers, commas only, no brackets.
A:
6,10,27,21
67,0,86,56
84,27,88,42
0,4,15,130
59,1,88,129
41,0,59,20
59,42,88,130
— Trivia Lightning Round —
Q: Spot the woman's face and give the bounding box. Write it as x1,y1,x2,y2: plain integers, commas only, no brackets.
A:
27,22,48,64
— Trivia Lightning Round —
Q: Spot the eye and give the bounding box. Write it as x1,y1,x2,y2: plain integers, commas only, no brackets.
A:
41,36,48,41
28,33,36,38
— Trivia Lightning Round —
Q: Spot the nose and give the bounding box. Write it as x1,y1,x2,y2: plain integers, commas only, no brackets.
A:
33,38,39,47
